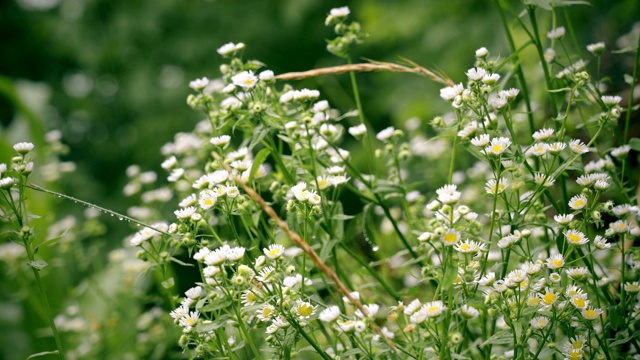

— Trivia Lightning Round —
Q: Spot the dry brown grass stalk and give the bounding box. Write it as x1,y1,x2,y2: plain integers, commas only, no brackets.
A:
274,59,454,86
210,153,399,352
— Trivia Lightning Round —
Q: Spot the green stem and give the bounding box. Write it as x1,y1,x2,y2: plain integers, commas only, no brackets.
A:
495,0,536,135
347,55,377,176
25,183,172,236
339,243,401,301
527,6,559,120
23,235,67,360
448,115,462,184
232,301,263,360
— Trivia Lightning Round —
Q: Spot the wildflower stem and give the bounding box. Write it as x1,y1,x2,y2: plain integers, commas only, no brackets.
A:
232,304,264,360
495,0,536,135
448,115,462,183
339,243,401,301
347,55,377,177
25,183,173,236
288,317,332,360
22,233,67,360
527,6,559,120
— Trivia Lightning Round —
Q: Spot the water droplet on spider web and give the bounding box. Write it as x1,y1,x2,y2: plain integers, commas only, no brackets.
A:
372,246,379,252
118,217,123,221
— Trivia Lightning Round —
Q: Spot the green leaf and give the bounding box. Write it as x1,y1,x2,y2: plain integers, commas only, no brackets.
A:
249,148,271,182
195,315,231,333
609,331,632,347
247,125,270,150
337,109,360,120
170,257,194,267
27,350,59,359
198,298,233,312
27,259,48,270
624,74,635,85
523,0,589,10
480,330,513,347
629,138,640,152
441,260,458,289
340,348,363,357
320,237,341,263
331,214,355,221
34,227,72,254
548,87,573,93
609,304,625,330
613,46,639,54
230,340,246,352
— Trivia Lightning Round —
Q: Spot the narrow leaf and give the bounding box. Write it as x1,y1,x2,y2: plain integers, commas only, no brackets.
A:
249,148,271,182
27,350,59,359
628,138,640,152
170,257,194,267
480,330,513,347
35,227,72,254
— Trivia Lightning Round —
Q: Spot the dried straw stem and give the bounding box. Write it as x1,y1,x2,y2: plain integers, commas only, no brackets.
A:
211,153,398,352
275,59,454,86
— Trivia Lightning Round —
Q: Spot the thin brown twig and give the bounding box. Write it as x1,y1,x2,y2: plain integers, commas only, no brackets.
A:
211,153,398,352
274,59,454,86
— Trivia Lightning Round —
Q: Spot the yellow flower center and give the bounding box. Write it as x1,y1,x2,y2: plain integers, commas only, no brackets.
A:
573,298,586,308
204,198,214,206
573,199,584,207
246,292,257,303
528,298,540,306
443,233,458,244
543,293,557,305
427,306,440,315
492,145,502,153
568,351,582,360
568,233,581,243
520,280,528,290
269,249,280,257
460,244,470,251
263,307,273,318
583,310,597,319
318,179,330,189
298,303,313,317
550,259,563,268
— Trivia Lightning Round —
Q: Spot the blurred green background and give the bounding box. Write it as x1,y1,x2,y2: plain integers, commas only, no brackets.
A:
0,0,638,358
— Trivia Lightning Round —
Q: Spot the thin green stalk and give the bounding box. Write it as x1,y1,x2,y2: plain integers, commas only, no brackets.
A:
620,233,627,321
527,6,559,120
448,115,463,184
232,304,263,360
26,183,172,236
23,234,67,360
287,317,332,360
347,55,377,176
339,243,401,301
495,0,536,135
